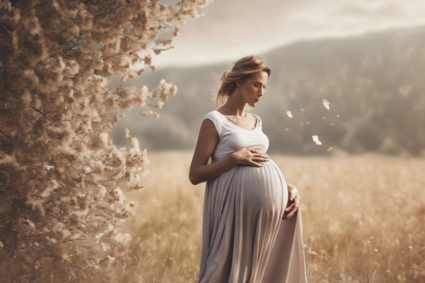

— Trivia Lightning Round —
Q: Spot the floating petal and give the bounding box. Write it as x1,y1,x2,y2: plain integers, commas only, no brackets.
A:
312,135,322,145
323,99,330,110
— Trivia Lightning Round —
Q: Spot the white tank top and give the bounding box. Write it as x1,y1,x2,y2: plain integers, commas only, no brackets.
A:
202,110,270,163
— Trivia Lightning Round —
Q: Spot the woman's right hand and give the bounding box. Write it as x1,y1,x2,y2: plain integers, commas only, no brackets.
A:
232,147,270,167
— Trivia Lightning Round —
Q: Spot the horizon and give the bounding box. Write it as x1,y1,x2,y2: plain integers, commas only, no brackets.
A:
146,21,425,70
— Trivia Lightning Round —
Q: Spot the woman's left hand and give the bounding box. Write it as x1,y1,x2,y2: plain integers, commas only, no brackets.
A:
283,185,300,220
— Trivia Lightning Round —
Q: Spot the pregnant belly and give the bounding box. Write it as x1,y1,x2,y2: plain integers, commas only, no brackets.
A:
239,159,288,214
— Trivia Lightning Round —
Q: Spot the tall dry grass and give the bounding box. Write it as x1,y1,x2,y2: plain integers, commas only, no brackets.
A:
118,151,425,283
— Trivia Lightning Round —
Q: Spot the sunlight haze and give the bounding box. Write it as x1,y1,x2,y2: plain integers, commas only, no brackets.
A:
155,0,425,67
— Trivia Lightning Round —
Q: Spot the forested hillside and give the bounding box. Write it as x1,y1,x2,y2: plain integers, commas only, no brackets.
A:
115,24,425,156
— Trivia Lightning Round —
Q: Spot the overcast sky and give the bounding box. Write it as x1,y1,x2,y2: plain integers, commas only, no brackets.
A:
152,0,425,68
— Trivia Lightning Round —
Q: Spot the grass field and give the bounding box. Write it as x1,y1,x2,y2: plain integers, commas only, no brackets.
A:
119,151,425,283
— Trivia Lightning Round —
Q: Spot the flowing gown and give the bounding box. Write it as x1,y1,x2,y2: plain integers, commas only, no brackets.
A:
197,110,307,283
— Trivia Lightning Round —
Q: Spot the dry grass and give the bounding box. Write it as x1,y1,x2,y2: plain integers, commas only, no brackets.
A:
119,151,425,283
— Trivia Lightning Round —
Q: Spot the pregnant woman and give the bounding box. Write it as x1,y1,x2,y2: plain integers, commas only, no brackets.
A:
189,55,307,283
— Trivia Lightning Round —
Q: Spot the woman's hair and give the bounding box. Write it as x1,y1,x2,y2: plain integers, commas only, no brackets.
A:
213,55,272,109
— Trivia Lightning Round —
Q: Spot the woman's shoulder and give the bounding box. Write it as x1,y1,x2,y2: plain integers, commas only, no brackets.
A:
202,110,223,136
202,110,221,120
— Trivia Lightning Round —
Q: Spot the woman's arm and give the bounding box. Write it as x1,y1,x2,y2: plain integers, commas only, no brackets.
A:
189,119,238,185
284,182,300,219
286,182,300,200
287,182,296,192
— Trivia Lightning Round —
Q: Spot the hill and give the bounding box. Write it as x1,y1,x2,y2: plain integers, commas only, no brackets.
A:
113,24,425,156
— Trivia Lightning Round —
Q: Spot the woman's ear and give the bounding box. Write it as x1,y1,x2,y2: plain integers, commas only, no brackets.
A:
236,80,243,88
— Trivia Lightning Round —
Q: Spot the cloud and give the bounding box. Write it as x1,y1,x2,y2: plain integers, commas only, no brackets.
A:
153,0,425,67
337,1,408,19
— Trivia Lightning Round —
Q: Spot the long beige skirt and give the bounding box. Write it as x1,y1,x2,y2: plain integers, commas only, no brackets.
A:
197,159,308,283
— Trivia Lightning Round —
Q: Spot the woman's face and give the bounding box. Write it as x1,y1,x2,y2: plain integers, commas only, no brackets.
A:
237,71,268,107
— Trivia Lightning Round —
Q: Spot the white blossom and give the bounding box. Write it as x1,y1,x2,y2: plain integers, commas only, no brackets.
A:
0,0,212,280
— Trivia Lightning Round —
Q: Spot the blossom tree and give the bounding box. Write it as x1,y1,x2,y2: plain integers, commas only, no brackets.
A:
0,0,212,281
